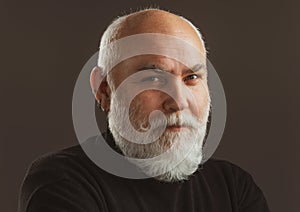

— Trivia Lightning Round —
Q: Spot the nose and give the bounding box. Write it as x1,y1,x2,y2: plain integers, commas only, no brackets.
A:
162,79,189,113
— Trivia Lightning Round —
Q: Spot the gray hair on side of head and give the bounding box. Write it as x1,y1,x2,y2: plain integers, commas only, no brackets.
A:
97,8,207,91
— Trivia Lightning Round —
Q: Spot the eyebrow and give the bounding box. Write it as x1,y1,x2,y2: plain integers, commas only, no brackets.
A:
183,64,206,75
137,63,206,75
137,65,164,73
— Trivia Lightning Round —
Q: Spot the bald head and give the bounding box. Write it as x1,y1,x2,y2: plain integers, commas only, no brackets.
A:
99,9,206,56
91,9,208,110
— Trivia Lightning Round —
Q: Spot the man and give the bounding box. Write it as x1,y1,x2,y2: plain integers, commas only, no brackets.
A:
19,9,270,212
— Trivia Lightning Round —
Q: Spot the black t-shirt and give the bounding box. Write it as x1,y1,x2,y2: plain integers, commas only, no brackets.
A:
18,135,270,212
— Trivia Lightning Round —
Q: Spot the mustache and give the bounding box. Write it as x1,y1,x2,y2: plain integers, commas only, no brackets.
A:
138,112,203,131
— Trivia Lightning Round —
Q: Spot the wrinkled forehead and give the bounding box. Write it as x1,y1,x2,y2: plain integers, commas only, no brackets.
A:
98,33,206,74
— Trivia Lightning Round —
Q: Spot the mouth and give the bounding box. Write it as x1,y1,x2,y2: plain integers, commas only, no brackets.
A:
166,125,187,131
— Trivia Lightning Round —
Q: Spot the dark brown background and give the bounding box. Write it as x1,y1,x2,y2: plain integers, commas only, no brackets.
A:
1,0,299,211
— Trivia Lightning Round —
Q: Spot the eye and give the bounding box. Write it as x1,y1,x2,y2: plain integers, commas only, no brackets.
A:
184,74,201,81
142,76,161,82
141,75,166,86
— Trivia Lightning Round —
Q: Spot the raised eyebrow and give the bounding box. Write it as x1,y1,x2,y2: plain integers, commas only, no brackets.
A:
183,63,206,75
137,65,165,73
137,64,205,74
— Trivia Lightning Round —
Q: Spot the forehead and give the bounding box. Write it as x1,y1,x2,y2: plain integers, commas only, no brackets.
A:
101,33,206,79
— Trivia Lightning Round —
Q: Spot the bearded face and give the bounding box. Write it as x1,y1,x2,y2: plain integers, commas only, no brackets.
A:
106,55,211,182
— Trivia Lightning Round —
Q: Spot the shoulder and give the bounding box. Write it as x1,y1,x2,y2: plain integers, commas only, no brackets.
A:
20,144,87,196
19,144,105,212
202,158,258,192
202,158,270,211
26,144,86,180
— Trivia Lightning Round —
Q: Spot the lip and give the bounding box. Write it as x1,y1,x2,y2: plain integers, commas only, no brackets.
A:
166,125,186,131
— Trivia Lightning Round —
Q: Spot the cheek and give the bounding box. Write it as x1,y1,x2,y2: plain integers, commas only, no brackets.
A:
190,88,210,118
129,91,163,118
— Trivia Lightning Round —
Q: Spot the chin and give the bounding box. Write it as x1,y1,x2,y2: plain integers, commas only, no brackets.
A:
109,121,206,182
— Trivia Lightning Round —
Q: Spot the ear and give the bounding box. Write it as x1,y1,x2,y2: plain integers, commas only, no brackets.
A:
90,66,111,112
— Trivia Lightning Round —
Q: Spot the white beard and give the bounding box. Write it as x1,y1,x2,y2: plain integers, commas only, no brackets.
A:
108,95,210,182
